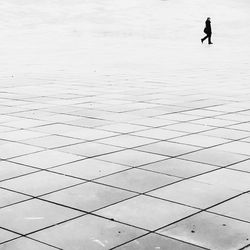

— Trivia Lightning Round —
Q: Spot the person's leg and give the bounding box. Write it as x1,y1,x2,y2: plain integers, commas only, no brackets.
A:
201,35,208,43
208,34,213,44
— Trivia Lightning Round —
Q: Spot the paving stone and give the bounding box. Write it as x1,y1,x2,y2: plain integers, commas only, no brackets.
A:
0,142,42,160
97,134,157,148
96,195,197,231
23,135,83,149
140,158,217,178
181,148,248,167
163,122,213,133
192,169,250,192
98,123,148,133
0,189,30,208
0,130,46,142
52,158,128,180
0,171,83,196
41,182,136,212
30,215,146,250
0,237,59,250
11,150,83,169
97,149,166,167
114,233,205,250
170,134,229,148
0,228,19,244
0,199,83,234
229,159,250,173
132,128,187,140
214,141,250,155
0,161,37,181
157,212,250,250
148,179,240,209
63,127,118,141
136,141,200,157
57,141,122,157
209,193,250,222
201,128,250,140
97,168,180,193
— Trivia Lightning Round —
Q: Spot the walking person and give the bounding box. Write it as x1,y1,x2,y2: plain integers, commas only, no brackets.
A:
201,17,213,44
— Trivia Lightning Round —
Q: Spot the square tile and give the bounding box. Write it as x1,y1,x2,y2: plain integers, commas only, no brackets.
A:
97,135,157,148
41,182,135,212
0,199,82,234
115,233,204,250
216,113,250,122
0,115,18,124
0,189,30,208
0,161,37,181
58,142,122,157
2,119,49,129
67,117,112,128
0,130,46,142
97,168,180,193
30,215,146,249
209,193,250,222
157,113,199,122
192,118,237,127
52,159,128,180
63,127,118,141
141,158,217,178
229,159,250,173
0,228,19,244
0,126,15,133
130,118,175,127
32,123,79,134
149,179,240,209
241,137,250,143
192,169,250,192
163,123,213,133
158,212,250,250
0,171,82,196
98,123,147,133
214,141,250,156
0,142,41,160
132,128,186,140
12,150,83,169
97,149,166,167
170,134,229,148
0,237,58,250
229,122,250,132
97,195,197,231
181,148,248,167
23,135,83,149
201,128,250,140
182,109,222,117
136,141,200,157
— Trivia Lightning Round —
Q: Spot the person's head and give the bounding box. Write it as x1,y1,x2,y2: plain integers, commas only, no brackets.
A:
207,17,211,21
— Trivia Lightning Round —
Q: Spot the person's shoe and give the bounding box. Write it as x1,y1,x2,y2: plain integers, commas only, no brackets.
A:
201,39,203,43
209,42,213,44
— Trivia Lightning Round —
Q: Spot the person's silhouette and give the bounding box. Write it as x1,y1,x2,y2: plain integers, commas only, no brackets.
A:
201,17,213,44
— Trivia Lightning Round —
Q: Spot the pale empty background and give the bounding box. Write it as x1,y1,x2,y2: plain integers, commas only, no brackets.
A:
0,0,249,81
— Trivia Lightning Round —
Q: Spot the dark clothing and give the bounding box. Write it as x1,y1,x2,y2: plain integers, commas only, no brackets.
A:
202,33,212,44
204,20,212,35
201,19,212,44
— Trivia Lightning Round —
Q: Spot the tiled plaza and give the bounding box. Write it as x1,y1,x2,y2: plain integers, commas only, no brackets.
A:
1,72,250,250
1,0,250,249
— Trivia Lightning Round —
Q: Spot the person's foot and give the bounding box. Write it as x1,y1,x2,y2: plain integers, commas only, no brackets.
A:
201,39,203,43
209,42,213,44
